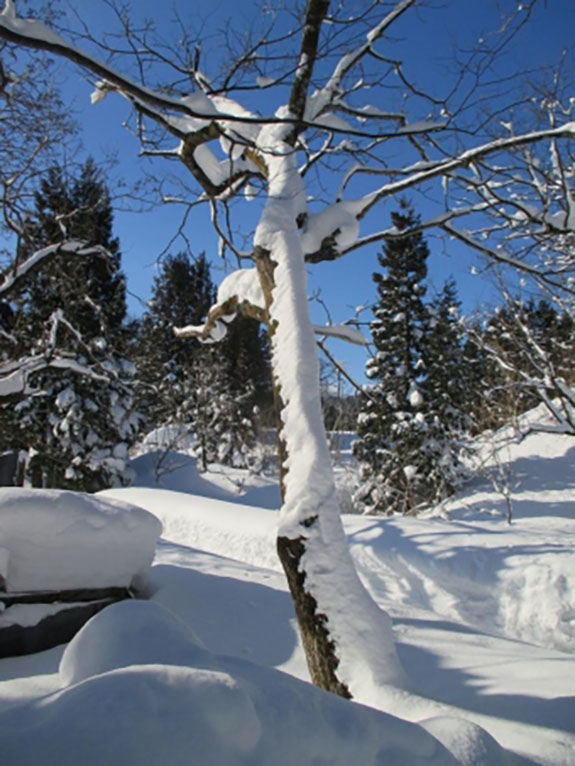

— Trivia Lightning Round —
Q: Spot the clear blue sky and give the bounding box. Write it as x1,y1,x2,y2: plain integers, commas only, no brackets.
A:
47,0,574,385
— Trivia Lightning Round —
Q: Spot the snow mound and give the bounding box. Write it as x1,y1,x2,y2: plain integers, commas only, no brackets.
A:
422,718,526,766
101,488,281,571
128,442,281,508
0,664,262,766
28,599,462,765
60,600,207,686
0,488,162,592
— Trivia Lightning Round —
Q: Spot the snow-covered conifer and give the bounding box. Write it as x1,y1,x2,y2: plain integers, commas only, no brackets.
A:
1,160,138,490
136,253,269,468
354,204,432,514
423,279,471,500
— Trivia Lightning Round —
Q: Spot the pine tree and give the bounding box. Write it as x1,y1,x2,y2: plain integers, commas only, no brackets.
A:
354,204,432,514
2,159,138,490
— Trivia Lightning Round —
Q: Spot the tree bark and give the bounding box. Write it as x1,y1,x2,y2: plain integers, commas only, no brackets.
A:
277,533,351,697
255,245,351,697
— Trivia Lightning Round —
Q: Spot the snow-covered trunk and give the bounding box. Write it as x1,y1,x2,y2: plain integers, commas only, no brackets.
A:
254,126,407,703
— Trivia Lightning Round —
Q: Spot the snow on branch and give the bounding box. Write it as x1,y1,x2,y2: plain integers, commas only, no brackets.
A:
0,307,115,398
302,123,575,267
312,324,366,346
174,266,366,346
174,269,266,343
304,0,416,123
0,241,110,299
355,123,575,221
304,204,491,263
440,222,575,295
0,3,269,129
0,352,110,397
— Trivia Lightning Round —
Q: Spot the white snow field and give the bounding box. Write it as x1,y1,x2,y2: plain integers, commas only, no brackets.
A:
0,426,574,764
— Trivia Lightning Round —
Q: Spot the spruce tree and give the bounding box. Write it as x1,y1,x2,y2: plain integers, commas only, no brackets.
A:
354,204,432,514
3,159,138,490
423,279,470,498
136,253,271,469
137,251,216,430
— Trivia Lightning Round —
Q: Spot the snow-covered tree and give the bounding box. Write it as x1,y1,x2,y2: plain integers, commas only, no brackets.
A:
0,1,80,402
473,294,575,435
137,251,217,430
4,0,574,701
137,252,269,468
423,279,471,500
185,345,259,471
21,159,127,340
0,159,138,490
354,204,431,514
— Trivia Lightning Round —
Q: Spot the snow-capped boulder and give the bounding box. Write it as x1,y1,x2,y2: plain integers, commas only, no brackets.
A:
0,488,162,592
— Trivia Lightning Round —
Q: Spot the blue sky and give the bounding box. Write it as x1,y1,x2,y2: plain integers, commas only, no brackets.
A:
42,0,575,384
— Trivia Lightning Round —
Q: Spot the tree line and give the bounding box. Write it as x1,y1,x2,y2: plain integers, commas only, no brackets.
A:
2,162,573,506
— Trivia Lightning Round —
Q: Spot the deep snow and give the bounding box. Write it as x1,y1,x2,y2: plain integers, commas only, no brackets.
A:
0,488,160,592
0,425,574,764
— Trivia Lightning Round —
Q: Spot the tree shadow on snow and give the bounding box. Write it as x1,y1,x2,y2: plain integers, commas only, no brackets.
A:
148,542,300,671
396,629,575,734
0,643,64,682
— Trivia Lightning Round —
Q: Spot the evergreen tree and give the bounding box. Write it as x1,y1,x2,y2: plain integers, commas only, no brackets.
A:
22,159,127,340
354,204,432,514
137,251,216,430
136,253,271,469
1,159,138,490
423,279,470,498
460,327,494,433
223,314,273,426
474,297,575,431
186,345,259,470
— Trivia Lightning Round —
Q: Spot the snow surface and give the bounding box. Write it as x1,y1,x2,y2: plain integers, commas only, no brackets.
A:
0,488,161,591
2,600,461,766
1,426,575,764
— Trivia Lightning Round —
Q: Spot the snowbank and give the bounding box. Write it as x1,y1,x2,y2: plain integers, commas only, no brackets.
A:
0,489,161,591
100,488,281,571
1,600,464,765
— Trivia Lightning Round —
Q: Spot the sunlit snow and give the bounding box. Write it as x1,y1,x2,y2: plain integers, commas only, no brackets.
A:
0,420,574,764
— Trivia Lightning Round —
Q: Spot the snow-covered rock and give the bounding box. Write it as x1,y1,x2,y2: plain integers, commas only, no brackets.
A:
0,489,161,592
